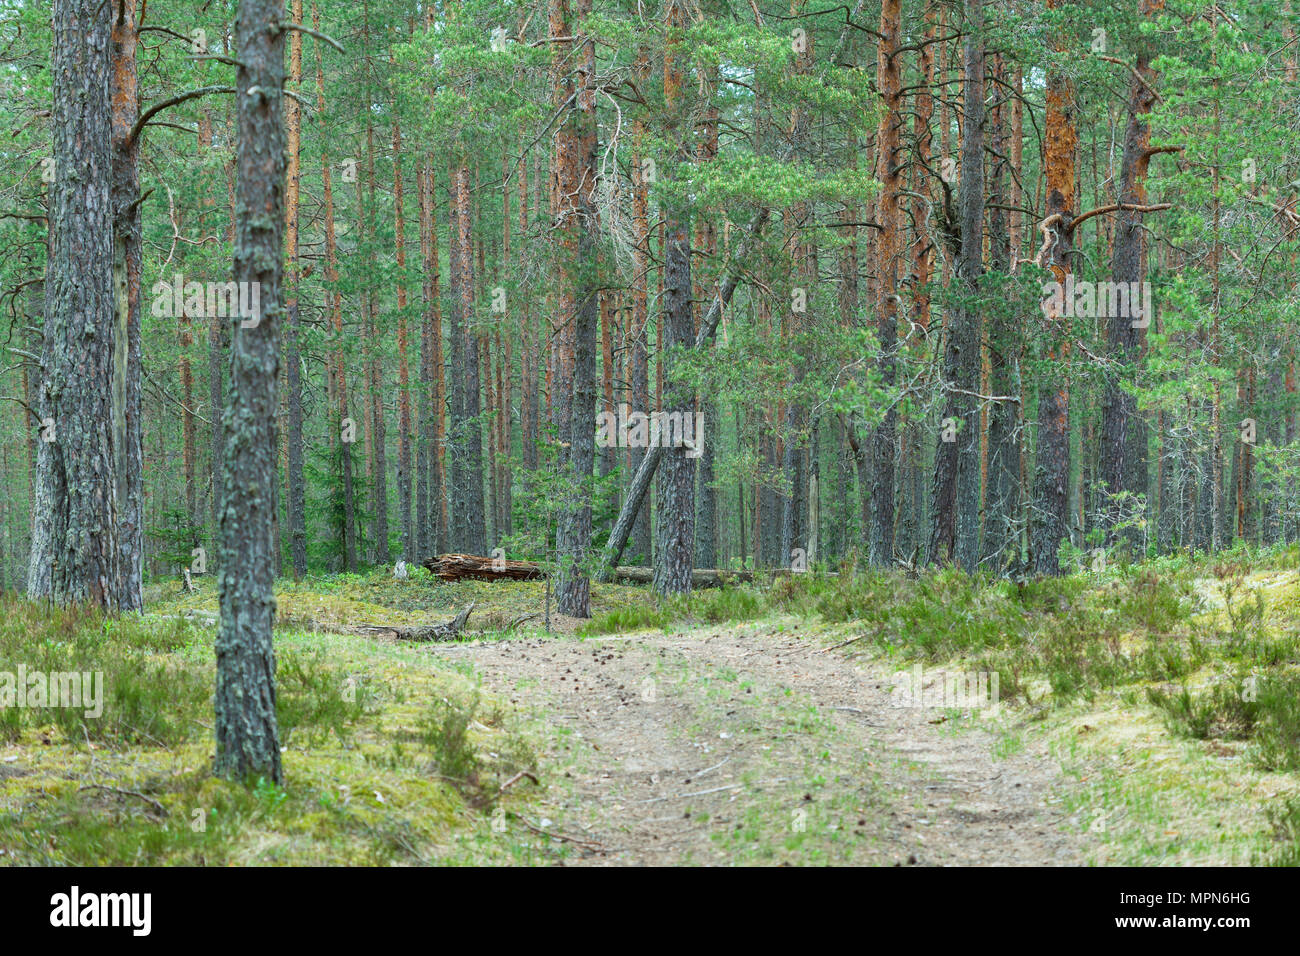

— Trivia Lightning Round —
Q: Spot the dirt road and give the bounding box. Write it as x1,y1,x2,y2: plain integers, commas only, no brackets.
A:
432,619,1088,865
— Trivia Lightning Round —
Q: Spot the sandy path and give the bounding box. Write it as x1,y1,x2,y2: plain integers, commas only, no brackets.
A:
432,620,1086,865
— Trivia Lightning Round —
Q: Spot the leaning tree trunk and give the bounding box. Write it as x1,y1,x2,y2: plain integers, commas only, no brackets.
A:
600,3,868,576
29,0,119,610
214,0,286,785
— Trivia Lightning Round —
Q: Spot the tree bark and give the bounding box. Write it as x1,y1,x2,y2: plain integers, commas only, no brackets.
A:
930,0,984,571
556,0,598,617
1099,0,1164,533
653,0,697,596
870,0,903,566
1029,0,1078,575
284,0,307,579
628,48,653,566
982,50,1022,570
111,0,143,609
315,1,356,571
451,162,488,555
29,0,119,609
360,0,388,563
392,81,414,562
215,0,286,784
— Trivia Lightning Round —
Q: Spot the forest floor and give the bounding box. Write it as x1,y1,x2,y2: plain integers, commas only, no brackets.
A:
431,619,1083,864
2,553,1299,865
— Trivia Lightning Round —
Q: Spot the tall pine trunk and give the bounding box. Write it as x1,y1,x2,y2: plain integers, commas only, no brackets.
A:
29,0,119,609
930,0,984,570
556,0,598,617
1029,0,1078,575
1099,0,1163,538
982,50,1022,570
315,0,356,570
870,0,903,566
111,0,143,609
653,0,696,595
284,0,307,579
452,162,488,553
215,0,286,784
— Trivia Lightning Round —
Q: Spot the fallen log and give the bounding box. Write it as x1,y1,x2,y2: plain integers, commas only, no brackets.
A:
425,553,759,588
387,603,476,641
422,553,827,588
346,603,478,642
423,553,545,582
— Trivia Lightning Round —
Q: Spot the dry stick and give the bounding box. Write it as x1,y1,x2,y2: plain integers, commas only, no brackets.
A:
498,770,540,794
692,755,731,778
79,784,168,817
634,782,744,805
823,633,868,652
514,813,603,850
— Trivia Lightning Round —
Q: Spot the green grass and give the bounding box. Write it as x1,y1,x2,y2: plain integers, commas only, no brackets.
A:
6,542,1300,865
579,583,767,635
0,596,546,866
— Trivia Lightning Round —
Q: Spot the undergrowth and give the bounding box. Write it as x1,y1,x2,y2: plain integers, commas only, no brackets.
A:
0,596,541,865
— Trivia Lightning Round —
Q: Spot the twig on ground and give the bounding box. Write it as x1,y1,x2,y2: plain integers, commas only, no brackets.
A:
515,813,603,850
635,783,743,805
824,634,868,652
79,784,168,817
693,756,731,779
499,770,540,794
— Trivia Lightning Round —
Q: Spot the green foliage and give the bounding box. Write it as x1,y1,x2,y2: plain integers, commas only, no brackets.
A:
420,691,483,788
305,435,371,572
1257,795,1300,867
0,597,208,746
276,648,372,746
149,508,203,577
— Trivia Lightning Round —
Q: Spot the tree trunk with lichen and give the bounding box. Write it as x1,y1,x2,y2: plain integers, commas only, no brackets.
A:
653,0,696,596
29,0,119,610
214,0,286,785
